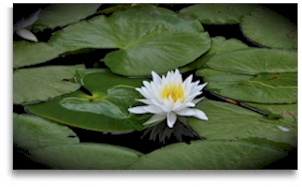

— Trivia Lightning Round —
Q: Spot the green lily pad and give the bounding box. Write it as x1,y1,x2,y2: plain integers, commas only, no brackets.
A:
179,4,257,24
128,140,287,169
13,65,85,104
13,41,62,69
180,36,249,73
31,4,101,30
48,5,211,76
13,113,79,150
205,48,297,75
199,69,297,103
95,4,131,15
25,69,151,132
197,48,297,103
60,85,140,119
241,7,297,49
188,99,297,147
29,143,143,169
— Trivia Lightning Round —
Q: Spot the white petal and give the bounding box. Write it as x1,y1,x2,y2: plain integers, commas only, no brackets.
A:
143,113,166,125
172,100,182,110
183,74,193,87
13,9,40,31
128,106,149,114
167,112,177,128
183,76,193,96
173,69,182,83
144,105,163,114
175,108,196,116
184,92,202,102
138,87,157,101
173,102,195,111
16,29,38,42
192,97,204,104
142,81,152,91
277,125,290,132
152,71,162,84
199,82,208,90
192,109,208,120
136,99,153,105
161,99,172,113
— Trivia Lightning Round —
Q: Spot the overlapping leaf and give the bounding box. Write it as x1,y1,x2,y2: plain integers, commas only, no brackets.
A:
241,7,297,49
180,36,249,73
13,65,85,104
128,140,287,169
13,113,79,150
13,41,62,68
48,5,211,76
179,4,257,24
28,143,143,169
197,48,297,103
30,4,101,30
25,69,151,132
188,99,297,147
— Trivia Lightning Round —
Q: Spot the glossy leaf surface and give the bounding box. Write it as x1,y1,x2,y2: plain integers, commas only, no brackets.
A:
25,69,150,132
188,99,297,147
48,5,211,76
13,113,79,150
29,143,143,169
241,7,297,49
13,65,85,104
31,4,101,30
128,140,287,169
13,41,61,68
180,36,249,73
179,4,257,24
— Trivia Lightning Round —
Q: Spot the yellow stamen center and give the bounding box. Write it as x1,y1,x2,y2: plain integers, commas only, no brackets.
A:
161,83,184,102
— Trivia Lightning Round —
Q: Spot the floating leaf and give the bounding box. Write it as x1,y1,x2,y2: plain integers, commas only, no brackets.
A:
48,5,211,76
25,69,150,132
180,36,249,73
197,48,297,103
13,113,79,150
179,4,257,24
13,41,62,68
29,143,143,169
31,4,101,30
60,86,140,119
241,7,297,49
188,99,297,147
13,65,85,104
204,48,297,75
199,69,297,103
128,140,287,169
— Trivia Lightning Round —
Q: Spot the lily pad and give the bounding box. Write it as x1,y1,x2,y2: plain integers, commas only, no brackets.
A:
13,65,85,104
197,48,297,103
180,36,249,73
13,41,62,69
48,5,211,76
199,69,297,104
13,113,79,150
204,48,297,75
241,7,297,49
179,4,257,24
31,4,101,30
128,140,287,169
29,143,143,169
188,99,297,147
25,69,151,132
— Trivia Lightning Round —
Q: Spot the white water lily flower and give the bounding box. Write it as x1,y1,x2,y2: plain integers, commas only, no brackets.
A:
128,69,208,128
13,9,40,42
